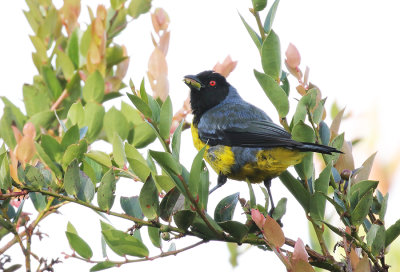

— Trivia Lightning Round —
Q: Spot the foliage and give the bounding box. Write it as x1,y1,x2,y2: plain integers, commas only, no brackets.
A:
0,0,398,271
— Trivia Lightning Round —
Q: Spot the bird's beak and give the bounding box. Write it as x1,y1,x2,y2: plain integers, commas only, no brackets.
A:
183,75,204,91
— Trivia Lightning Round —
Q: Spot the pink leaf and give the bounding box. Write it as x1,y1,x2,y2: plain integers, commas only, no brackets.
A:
293,238,309,262
285,43,301,68
251,209,266,230
213,56,237,77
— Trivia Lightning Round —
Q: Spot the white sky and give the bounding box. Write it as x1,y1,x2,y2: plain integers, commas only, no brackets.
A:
1,0,400,271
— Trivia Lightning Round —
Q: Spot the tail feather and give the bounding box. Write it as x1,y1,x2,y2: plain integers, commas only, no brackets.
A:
298,142,342,155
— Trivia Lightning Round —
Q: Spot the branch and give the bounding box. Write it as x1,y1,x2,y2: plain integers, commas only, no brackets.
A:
66,240,207,265
50,89,69,111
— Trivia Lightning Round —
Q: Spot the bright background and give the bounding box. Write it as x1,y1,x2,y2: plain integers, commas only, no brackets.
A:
1,0,400,271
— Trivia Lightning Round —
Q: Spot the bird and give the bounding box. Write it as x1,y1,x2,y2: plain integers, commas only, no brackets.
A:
183,70,341,214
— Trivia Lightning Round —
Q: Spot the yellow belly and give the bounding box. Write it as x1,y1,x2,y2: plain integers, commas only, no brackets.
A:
191,124,304,183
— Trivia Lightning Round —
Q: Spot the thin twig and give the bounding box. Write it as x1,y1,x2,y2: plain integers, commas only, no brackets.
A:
50,89,69,111
68,240,207,264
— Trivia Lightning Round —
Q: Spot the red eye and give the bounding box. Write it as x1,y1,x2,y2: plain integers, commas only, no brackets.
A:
209,80,216,86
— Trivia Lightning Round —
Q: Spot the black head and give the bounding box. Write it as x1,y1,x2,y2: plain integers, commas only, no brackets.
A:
184,70,230,125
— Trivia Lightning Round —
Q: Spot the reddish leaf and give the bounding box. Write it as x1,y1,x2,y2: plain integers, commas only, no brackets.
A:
330,108,345,139
285,43,301,69
262,215,285,248
213,56,238,78
251,209,266,230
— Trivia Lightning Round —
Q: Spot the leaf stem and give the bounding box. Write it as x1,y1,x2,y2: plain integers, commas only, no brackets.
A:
178,175,225,239
250,9,266,41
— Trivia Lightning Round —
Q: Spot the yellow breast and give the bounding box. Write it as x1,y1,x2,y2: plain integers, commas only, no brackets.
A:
191,123,305,183
191,124,235,175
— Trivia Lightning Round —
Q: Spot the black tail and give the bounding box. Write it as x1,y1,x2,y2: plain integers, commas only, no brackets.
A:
297,142,342,155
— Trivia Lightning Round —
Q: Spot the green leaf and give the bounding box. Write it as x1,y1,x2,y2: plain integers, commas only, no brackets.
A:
292,88,318,125
64,160,81,196
367,224,385,256
104,107,129,141
310,163,332,224
62,140,88,168
0,111,17,149
292,121,314,181
120,196,143,219
292,120,315,142
261,30,281,80
238,13,262,51
172,121,184,160
77,171,95,203
67,222,78,234
319,121,330,146
147,96,160,123
0,97,27,129
56,50,75,81
66,232,93,259
90,261,116,272
155,175,175,193
279,171,310,212
28,110,56,132
85,151,112,168
148,226,161,248
379,193,389,221
24,164,45,188
35,143,62,178
132,122,157,148
121,101,144,126
106,45,125,67
313,98,326,125
97,170,116,211
254,70,289,118
252,0,267,11
67,28,80,69
173,210,196,230
218,221,249,241
23,83,51,117
61,125,80,150
191,213,224,239
127,158,151,182
351,189,373,226
350,180,378,201
264,0,280,33
139,176,159,220
83,71,104,103
189,146,207,200
41,134,63,162
112,133,126,167
159,187,181,221
159,96,173,140
42,65,62,99
214,193,239,222
247,181,256,209
272,197,287,221
128,0,151,19
29,192,47,212
67,101,85,127
102,229,149,257
329,133,344,164
125,143,147,166
0,154,11,189
83,102,105,142
126,93,152,119
386,219,400,246
149,150,182,176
